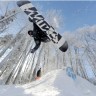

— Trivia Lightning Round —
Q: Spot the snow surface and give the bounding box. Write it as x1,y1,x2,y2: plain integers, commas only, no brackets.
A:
0,69,96,96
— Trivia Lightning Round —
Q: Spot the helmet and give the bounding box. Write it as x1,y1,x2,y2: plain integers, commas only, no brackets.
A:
28,30,33,36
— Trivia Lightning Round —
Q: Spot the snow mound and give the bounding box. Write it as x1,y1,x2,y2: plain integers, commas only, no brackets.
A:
0,69,96,96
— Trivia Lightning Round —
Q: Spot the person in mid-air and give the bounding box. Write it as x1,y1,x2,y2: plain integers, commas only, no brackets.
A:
28,23,50,53
28,22,68,53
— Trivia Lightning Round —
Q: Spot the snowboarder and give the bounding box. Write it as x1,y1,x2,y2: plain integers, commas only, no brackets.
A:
36,68,41,80
28,23,50,53
17,0,68,53
28,22,68,53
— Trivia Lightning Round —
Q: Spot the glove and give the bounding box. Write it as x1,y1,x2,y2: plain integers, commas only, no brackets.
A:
30,49,35,53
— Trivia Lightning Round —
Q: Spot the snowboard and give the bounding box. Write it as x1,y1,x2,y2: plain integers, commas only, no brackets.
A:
17,0,68,52
66,67,76,80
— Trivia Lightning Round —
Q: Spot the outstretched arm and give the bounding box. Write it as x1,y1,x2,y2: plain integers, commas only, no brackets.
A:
31,39,41,53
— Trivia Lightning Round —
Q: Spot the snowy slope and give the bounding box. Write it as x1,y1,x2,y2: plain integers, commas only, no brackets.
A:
0,69,96,96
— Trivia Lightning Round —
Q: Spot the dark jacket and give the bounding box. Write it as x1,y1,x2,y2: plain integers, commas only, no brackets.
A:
31,23,50,53
37,68,41,77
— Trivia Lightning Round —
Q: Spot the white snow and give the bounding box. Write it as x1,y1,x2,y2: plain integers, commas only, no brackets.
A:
0,69,96,96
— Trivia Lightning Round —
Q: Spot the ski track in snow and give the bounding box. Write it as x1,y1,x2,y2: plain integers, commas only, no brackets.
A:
0,69,96,96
